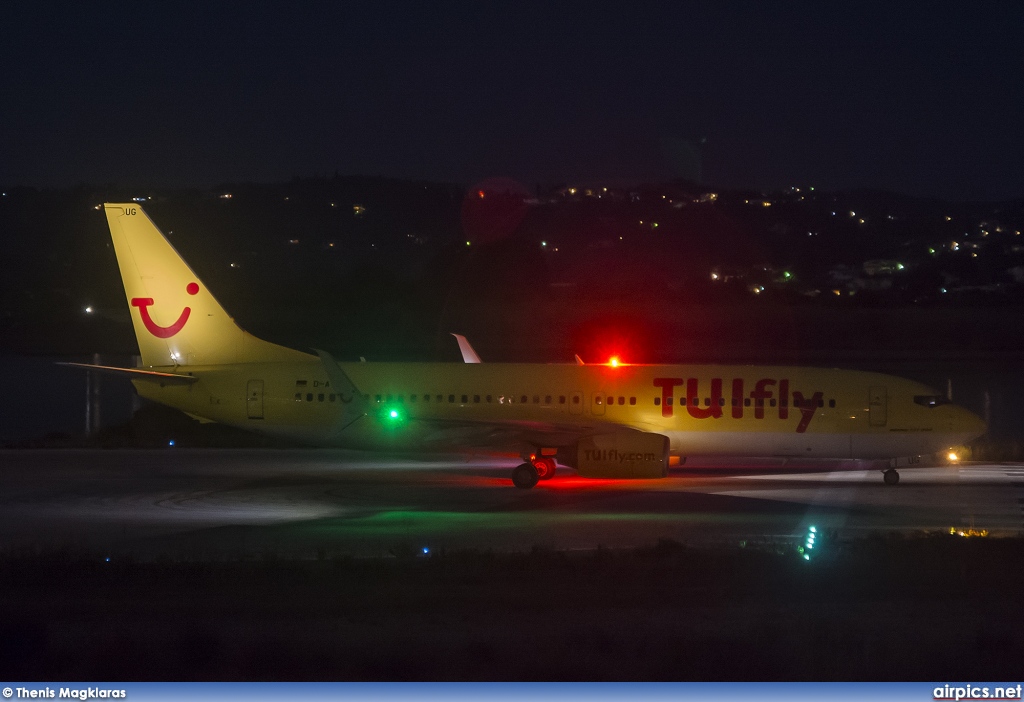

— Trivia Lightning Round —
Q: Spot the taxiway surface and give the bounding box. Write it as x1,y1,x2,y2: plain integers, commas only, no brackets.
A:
1,449,1022,558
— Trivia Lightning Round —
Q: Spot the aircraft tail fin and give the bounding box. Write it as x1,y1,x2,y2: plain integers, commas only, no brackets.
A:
103,203,310,367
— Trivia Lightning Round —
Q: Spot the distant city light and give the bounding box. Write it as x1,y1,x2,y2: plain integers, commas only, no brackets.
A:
219,193,232,199
84,306,93,314
465,240,471,246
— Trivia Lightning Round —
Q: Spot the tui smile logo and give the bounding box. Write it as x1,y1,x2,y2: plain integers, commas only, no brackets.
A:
131,282,199,338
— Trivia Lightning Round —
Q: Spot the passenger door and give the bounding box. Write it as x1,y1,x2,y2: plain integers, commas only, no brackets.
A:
247,380,265,420
868,386,887,427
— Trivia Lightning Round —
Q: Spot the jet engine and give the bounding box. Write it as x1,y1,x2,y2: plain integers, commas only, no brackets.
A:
569,432,670,479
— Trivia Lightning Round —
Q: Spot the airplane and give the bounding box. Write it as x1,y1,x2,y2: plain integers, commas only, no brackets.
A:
63,203,987,489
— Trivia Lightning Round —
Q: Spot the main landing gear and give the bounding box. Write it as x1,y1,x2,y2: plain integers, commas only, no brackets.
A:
883,468,900,485
511,456,557,489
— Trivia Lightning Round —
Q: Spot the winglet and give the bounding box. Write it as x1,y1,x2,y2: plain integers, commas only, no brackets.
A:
575,354,585,365
315,349,368,431
451,333,483,363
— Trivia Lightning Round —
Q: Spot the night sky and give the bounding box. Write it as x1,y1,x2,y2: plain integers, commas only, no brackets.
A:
3,2,1023,200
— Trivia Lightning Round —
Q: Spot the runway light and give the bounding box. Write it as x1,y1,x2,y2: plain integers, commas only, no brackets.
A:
422,547,430,555
948,451,959,462
168,440,176,447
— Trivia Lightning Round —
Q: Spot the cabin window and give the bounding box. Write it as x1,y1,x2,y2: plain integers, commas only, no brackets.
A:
387,394,393,402
521,395,528,403
294,393,301,401
654,397,661,406
486,395,492,403
318,393,324,402
818,399,825,408
559,396,566,404
306,393,313,402
544,395,552,404
596,396,603,405
461,395,468,403
828,399,835,408
755,398,763,407
436,395,442,403
573,396,580,404
473,395,480,403
448,394,455,403
629,397,636,405
744,398,751,407
780,398,788,407
618,397,625,405
533,395,540,403
769,399,776,407
397,395,404,402
410,395,417,402
718,397,725,406
329,394,336,402
665,397,673,406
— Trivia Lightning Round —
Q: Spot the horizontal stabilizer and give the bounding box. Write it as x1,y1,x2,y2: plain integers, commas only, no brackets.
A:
57,362,198,384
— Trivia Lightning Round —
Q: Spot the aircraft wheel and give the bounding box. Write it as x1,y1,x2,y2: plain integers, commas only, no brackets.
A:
512,462,540,489
883,469,900,485
534,457,557,480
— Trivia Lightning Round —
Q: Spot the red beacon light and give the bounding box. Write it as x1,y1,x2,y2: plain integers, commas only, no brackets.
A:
608,356,620,368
